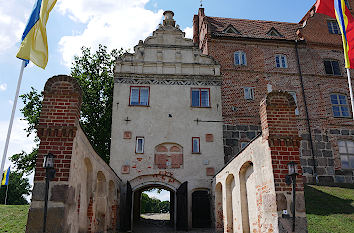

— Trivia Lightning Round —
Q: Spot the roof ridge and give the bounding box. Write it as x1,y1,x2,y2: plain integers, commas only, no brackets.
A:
207,16,300,25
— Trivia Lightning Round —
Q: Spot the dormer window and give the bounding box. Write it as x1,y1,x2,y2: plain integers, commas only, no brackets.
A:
267,27,283,37
224,25,240,34
234,51,247,66
327,20,341,34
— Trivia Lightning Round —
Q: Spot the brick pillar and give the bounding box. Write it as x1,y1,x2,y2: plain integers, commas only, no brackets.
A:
260,91,307,232
26,75,82,233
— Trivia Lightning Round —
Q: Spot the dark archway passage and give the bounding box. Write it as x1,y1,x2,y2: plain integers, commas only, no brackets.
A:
192,190,211,228
132,184,175,232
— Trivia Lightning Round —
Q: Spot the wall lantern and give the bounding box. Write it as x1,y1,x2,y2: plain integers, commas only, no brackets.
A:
285,161,298,232
43,153,56,233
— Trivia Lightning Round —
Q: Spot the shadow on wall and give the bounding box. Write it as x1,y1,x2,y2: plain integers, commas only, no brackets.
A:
304,185,354,215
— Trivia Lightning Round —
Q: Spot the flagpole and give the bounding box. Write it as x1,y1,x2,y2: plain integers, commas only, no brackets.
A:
4,184,9,205
347,68,354,120
0,60,26,184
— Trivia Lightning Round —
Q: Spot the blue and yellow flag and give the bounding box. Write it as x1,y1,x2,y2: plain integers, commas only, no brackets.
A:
1,167,10,186
316,0,354,68
16,0,57,69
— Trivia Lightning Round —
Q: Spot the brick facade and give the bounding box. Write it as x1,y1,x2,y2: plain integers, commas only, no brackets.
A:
194,3,354,184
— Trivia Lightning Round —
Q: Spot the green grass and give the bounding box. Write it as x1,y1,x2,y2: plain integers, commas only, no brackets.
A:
305,185,354,233
0,205,29,233
0,186,353,232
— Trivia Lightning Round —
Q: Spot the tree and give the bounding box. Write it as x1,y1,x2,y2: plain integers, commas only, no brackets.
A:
11,45,123,174
0,170,31,205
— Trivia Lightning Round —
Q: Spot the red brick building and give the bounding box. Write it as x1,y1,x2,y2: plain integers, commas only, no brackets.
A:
193,1,354,184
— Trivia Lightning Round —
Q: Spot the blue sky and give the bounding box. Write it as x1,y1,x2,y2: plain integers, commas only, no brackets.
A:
0,0,315,197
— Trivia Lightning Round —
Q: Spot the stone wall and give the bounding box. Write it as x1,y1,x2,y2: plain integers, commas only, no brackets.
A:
215,91,307,233
26,75,122,233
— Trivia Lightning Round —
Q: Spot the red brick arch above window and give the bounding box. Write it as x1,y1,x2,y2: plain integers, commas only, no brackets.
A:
154,143,183,169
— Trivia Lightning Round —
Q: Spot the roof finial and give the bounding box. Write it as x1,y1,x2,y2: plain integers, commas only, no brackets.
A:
200,0,203,7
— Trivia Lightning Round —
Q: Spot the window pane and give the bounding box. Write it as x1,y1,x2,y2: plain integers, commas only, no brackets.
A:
140,88,149,105
341,155,350,169
130,88,140,105
332,61,341,75
241,53,246,65
347,141,354,153
201,90,210,107
275,56,280,67
331,94,339,104
244,88,250,99
193,139,199,153
324,60,333,74
350,156,354,168
341,107,350,116
327,21,332,32
281,56,286,68
192,89,200,107
137,138,144,153
234,52,240,65
339,95,347,104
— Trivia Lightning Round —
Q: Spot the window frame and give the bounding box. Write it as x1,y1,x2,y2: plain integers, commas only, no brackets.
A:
234,51,247,66
192,137,201,154
330,93,350,118
135,136,145,154
338,140,354,169
191,88,211,108
327,20,341,34
324,60,341,76
243,87,255,100
275,54,288,68
129,86,150,106
345,0,352,9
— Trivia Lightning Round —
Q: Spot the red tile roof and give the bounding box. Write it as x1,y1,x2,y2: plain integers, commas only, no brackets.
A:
206,16,301,41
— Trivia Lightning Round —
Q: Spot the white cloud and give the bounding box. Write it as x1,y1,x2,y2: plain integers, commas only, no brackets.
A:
0,1,33,54
144,189,170,201
184,27,193,39
0,83,7,91
57,0,163,66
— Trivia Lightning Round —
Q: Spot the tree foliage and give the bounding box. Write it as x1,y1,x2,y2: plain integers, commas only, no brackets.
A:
0,170,31,205
140,193,170,214
11,45,123,173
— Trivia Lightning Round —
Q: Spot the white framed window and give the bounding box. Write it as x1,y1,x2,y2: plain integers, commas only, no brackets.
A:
327,20,341,34
338,140,354,169
234,51,247,66
330,94,350,117
275,55,288,68
191,88,210,107
130,86,150,106
136,137,144,153
192,137,200,153
244,87,255,100
288,91,299,115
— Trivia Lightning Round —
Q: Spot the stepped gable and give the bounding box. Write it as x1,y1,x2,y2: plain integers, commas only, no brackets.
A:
206,16,300,41
116,10,220,77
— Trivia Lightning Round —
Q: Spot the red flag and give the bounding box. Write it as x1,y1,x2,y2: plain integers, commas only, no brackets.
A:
315,0,336,18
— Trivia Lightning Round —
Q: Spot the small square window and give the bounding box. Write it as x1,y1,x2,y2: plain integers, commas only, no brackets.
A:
136,137,144,153
234,51,247,66
288,91,299,115
130,86,150,106
192,137,200,153
244,87,255,100
330,94,350,117
327,21,341,34
324,60,341,75
275,55,288,68
191,88,210,107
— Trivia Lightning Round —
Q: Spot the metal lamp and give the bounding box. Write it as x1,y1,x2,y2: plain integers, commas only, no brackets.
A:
43,153,56,233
